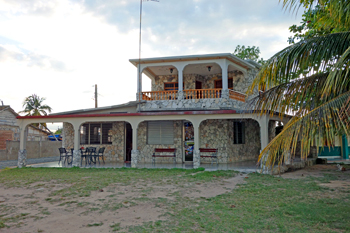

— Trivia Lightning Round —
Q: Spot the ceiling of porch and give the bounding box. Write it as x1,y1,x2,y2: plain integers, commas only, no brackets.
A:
145,63,241,76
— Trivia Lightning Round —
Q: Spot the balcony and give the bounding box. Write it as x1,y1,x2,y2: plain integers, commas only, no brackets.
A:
142,89,246,102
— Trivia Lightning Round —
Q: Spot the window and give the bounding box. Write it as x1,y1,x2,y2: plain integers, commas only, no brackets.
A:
233,121,245,144
80,123,113,145
164,82,178,91
214,78,233,89
147,121,174,144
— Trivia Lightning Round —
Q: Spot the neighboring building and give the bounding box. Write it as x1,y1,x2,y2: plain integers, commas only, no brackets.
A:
318,135,350,160
0,106,50,150
16,53,294,168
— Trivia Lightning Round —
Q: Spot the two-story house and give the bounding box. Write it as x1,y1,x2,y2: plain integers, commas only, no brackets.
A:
16,53,290,168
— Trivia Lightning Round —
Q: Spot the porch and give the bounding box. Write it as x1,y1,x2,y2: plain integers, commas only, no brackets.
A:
28,159,259,173
141,89,246,102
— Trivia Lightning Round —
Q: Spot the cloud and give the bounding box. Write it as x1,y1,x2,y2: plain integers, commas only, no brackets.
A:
0,0,57,17
0,45,69,72
78,0,302,58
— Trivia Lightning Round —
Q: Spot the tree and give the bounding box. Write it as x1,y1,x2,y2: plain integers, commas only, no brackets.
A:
248,0,350,169
19,94,52,128
287,0,350,43
233,45,266,65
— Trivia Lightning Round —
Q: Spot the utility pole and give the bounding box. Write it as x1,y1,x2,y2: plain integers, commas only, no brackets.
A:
95,84,98,108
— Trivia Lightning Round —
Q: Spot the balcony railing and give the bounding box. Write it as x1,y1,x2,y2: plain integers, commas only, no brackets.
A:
184,89,222,99
229,90,246,102
141,89,246,102
142,91,177,101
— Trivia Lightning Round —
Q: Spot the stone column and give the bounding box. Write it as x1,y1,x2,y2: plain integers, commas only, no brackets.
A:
193,121,201,169
193,150,200,169
18,125,28,168
177,90,184,100
72,150,81,167
72,124,81,167
131,150,139,168
18,150,27,168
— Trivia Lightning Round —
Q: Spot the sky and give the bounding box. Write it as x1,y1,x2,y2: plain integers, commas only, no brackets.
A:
0,0,303,131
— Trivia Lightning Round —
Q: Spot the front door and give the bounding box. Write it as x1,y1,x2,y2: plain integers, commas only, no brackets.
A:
184,122,194,161
125,123,132,163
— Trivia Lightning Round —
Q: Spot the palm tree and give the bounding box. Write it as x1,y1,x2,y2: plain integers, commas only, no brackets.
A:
249,0,350,169
19,94,52,128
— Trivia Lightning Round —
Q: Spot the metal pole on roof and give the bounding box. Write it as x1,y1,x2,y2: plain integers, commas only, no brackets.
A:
138,0,159,112
95,84,98,108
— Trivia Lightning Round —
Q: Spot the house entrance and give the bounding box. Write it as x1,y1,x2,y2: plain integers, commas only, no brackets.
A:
184,122,194,161
125,123,132,163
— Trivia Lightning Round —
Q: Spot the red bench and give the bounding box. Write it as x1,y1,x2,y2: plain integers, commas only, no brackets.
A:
199,148,218,165
152,148,177,164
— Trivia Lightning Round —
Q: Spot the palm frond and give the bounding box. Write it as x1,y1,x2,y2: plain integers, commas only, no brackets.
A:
248,72,329,115
249,32,350,93
259,91,350,170
323,45,350,97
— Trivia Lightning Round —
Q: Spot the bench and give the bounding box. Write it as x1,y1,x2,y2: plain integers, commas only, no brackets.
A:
199,148,218,165
152,148,177,164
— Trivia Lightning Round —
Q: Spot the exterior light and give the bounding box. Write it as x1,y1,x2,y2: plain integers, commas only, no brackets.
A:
207,66,212,72
170,68,174,74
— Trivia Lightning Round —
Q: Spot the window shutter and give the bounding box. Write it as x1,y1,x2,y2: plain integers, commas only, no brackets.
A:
147,121,174,144
160,121,174,144
148,122,161,144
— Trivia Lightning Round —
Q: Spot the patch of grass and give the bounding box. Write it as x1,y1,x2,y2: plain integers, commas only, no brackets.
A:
110,223,121,231
87,222,103,227
1,167,349,232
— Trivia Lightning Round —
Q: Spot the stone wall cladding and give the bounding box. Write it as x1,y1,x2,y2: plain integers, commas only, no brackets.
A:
145,69,259,112
137,121,183,163
63,122,125,162
140,98,246,111
200,119,261,163
151,70,258,94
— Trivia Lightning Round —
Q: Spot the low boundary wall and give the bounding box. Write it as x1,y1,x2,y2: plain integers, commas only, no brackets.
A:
0,141,62,161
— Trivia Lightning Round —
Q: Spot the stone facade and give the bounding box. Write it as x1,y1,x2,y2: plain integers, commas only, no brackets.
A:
140,98,246,111
135,119,261,164
151,71,255,94
63,121,126,162
200,119,261,163
143,69,259,112
137,121,183,163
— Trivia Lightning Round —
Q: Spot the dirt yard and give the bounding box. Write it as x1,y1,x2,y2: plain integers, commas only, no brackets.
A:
0,164,349,232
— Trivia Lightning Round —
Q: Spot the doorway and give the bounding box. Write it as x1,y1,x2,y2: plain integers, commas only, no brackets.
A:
125,123,132,163
184,122,194,161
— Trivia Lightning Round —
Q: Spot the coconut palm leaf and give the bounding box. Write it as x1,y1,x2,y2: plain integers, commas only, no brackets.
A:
249,32,350,93
323,45,350,97
259,91,350,171
249,72,330,115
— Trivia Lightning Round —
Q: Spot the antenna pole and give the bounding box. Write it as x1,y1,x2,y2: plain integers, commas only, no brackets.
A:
95,84,98,108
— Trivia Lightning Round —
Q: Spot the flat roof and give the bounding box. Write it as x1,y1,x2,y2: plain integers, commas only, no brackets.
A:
129,53,257,69
51,101,139,116
17,110,237,119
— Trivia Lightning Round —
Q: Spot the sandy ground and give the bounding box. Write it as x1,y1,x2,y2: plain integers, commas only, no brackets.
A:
0,164,349,232
0,172,247,233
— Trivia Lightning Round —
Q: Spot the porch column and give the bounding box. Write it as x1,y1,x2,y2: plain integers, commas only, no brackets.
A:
18,125,28,168
258,115,270,173
221,60,229,99
177,64,185,100
193,121,201,169
131,121,140,168
71,123,81,167
137,65,143,101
